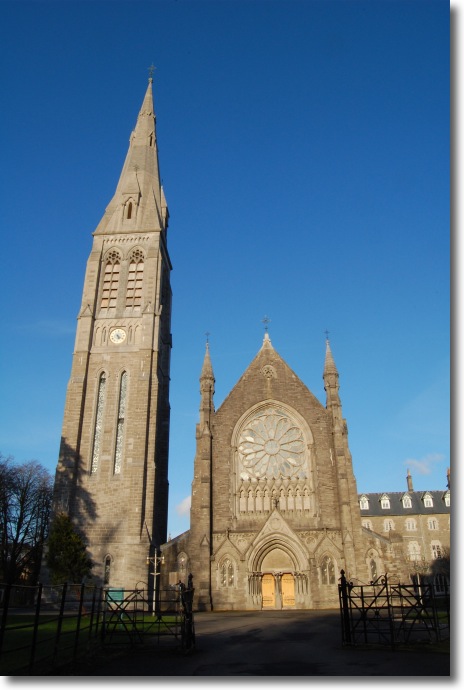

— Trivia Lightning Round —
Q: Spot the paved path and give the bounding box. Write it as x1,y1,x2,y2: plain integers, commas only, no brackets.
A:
82,610,450,677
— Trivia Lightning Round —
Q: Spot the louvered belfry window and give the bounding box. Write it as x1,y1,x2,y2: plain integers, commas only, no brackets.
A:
126,250,144,308
101,251,121,309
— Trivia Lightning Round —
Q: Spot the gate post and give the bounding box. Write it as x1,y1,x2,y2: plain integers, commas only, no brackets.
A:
339,570,352,645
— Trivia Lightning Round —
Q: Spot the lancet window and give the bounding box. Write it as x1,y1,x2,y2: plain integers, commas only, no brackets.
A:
91,373,107,473
220,558,235,588
321,556,336,585
114,371,127,474
104,555,112,585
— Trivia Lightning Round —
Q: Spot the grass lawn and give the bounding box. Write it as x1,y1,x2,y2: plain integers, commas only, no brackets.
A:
1,613,181,675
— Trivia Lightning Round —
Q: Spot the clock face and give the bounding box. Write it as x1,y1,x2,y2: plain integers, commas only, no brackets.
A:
110,328,126,344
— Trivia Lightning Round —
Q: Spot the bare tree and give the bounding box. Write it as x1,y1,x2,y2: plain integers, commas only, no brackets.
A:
0,453,53,585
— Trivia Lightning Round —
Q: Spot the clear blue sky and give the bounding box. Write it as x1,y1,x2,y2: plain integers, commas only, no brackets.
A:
1,0,450,539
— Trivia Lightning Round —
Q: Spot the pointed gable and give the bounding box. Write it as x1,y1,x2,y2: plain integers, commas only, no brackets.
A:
216,333,325,417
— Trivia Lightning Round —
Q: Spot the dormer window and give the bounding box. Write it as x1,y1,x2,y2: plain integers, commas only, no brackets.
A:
423,493,434,508
359,495,369,510
380,494,390,510
402,495,412,509
444,491,450,507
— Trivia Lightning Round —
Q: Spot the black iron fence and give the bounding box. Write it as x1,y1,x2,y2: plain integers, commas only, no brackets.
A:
338,570,450,648
0,582,195,675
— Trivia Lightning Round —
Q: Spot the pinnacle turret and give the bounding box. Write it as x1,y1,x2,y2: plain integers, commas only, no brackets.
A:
200,342,215,382
323,338,338,376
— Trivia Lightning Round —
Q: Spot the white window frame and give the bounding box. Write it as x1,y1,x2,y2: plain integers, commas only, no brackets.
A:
383,519,395,532
423,493,434,508
431,541,442,560
402,495,412,509
359,496,369,510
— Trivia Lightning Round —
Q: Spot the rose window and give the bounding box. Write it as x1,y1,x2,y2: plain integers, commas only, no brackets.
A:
238,407,307,480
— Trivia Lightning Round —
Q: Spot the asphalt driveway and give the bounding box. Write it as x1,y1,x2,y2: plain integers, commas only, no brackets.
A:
78,610,450,677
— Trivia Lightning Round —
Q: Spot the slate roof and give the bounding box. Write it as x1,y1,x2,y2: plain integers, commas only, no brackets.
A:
357,490,450,516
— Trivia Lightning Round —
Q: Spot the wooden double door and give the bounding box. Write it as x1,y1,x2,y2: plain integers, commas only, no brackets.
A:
262,573,295,609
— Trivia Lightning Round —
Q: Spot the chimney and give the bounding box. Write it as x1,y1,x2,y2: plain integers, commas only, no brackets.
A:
446,467,450,489
406,469,413,492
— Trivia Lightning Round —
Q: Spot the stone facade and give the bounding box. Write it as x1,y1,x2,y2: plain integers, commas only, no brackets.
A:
47,79,172,589
160,336,450,610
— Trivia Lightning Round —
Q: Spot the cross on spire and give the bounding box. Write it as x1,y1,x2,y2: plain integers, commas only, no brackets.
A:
148,63,156,81
205,331,210,344
324,329,330,341
262,315,271,333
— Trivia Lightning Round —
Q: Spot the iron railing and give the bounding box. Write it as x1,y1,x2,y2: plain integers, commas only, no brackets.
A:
0,582,195,675
338,570,450,648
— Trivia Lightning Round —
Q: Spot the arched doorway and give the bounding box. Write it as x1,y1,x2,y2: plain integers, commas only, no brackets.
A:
261,548,296,609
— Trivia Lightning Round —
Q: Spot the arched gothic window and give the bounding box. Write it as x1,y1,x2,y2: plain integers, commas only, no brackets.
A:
220,558,235,587
321,556,335,585
104,555,112,585
91,373,106,473
101,251,121,309
177,552,188,579
114,371,127,474
126,249,144,308
370,559,378,581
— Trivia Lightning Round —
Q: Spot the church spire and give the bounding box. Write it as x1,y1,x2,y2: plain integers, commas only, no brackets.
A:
95,76,167,235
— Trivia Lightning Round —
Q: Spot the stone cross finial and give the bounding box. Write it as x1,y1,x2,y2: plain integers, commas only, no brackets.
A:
148,64,156,81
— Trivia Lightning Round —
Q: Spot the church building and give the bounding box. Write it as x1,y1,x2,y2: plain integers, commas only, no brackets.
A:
160,335,450,610
47,79,449,607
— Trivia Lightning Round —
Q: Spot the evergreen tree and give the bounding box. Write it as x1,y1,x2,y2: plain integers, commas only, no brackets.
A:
46,513,93,584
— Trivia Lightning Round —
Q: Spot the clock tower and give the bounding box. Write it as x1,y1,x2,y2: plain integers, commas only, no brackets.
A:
50,77,172,589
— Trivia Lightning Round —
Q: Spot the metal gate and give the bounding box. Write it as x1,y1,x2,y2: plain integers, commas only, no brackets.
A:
103,584,195,650
338,570,449,648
